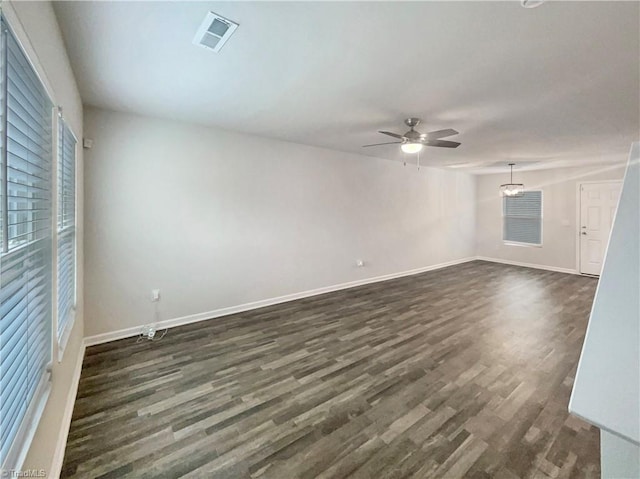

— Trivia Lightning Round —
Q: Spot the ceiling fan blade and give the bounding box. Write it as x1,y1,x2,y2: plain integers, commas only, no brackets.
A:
426,129,459,140
378,131,404,140
426,139,461,148
362,141,402,147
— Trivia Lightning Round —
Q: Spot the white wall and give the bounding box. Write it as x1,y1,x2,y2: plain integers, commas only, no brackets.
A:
2,0,85,475
475,164,627,272
83,107,476,338
601,431,640,479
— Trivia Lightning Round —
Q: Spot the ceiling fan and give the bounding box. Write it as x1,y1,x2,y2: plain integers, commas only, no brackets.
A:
363,118,460,154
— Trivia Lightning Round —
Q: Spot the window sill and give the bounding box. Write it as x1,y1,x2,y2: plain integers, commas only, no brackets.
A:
503,241,543,248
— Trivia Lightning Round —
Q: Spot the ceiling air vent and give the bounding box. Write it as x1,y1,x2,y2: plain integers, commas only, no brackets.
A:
193,12,238,53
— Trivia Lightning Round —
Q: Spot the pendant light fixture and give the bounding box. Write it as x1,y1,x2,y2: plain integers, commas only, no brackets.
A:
500,163,525,197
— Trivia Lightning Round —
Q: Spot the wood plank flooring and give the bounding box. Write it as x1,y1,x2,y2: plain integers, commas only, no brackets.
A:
61,261,600,479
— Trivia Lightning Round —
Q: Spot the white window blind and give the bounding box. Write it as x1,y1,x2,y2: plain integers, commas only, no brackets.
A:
57,119,75,339
503,190,543,246
0,19,53,471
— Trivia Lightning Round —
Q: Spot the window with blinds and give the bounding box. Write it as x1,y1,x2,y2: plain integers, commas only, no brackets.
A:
0,19,53,471
503,190,543,246
57,120,76,340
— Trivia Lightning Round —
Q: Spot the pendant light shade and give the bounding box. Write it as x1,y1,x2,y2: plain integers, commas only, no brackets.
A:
500,163,525,197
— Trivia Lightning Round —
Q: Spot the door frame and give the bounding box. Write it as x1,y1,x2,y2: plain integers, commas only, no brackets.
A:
576,180,623,276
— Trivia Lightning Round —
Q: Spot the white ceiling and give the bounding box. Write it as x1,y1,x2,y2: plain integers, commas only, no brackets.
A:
53,1,639,173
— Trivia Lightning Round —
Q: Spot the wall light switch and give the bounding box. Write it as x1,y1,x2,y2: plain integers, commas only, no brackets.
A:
356,260,364,267
151,289,160,302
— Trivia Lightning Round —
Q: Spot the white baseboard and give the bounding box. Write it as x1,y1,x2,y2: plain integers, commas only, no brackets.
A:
50,341,86,479
475,256,579,275
84,256,477,346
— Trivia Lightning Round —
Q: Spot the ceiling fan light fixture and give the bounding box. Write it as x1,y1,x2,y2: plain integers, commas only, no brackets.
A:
500,163,525,197
401,142,423,154
362,118,460,151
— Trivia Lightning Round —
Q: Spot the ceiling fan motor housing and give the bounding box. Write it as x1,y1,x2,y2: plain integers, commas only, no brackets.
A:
404,131,421,141
404,118,422,141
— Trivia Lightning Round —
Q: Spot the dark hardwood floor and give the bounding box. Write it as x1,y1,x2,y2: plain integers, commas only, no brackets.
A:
62,261,600,479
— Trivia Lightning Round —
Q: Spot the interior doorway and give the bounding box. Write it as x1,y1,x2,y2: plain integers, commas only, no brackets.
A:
579,181,622,275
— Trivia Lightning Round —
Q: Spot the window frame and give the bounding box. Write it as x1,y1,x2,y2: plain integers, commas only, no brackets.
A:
0,13,56,473
502,189,544,248
56,116,77,360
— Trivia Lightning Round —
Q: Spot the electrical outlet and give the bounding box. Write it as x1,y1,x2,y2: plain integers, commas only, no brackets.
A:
141,324,156,340
151,289,160,302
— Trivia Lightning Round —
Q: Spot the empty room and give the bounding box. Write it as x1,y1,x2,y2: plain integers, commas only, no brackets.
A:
0,1,638,478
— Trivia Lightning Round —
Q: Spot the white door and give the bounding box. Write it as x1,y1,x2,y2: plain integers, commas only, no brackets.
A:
580,182,622,275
